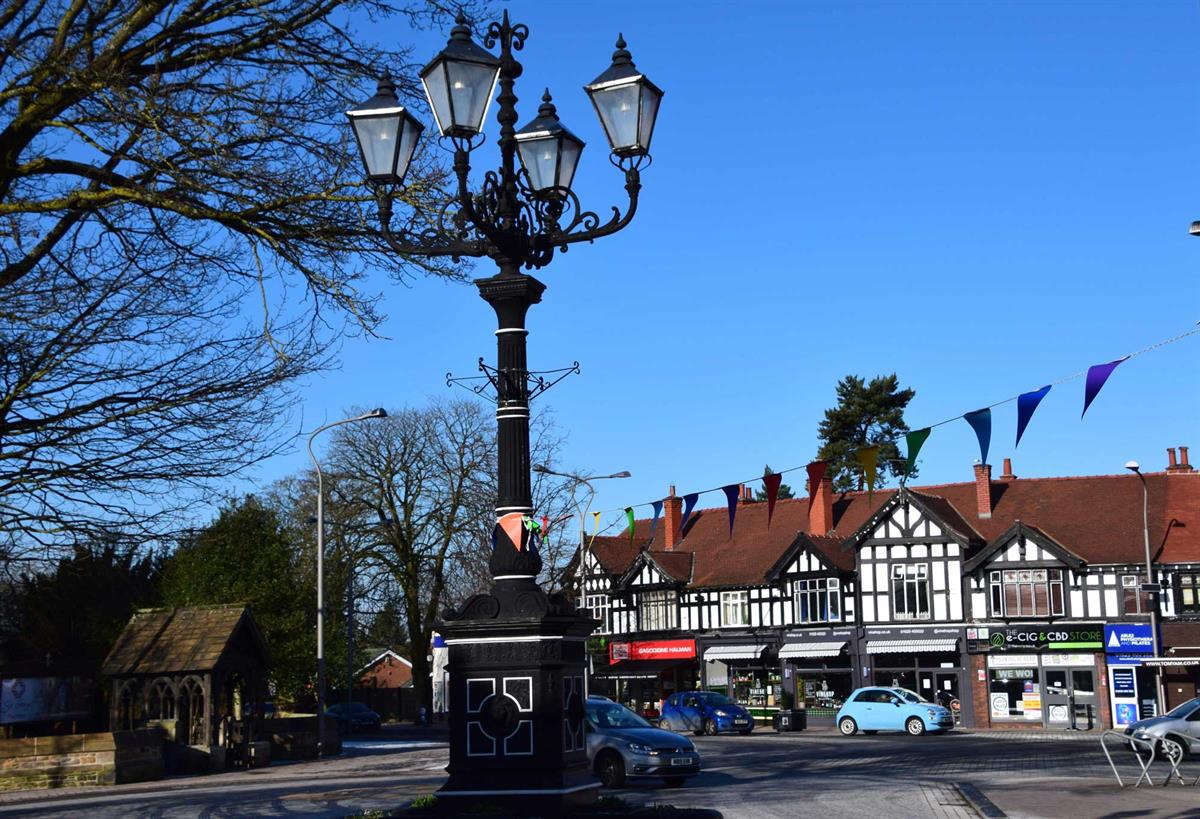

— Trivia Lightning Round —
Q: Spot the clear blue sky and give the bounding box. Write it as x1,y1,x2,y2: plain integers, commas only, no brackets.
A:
243,0,1199,529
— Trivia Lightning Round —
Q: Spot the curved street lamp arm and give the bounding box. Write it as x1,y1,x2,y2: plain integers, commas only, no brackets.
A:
553,166,642,247
376,187,492,259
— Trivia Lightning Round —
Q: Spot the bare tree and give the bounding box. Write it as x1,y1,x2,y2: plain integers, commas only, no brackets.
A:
0,0,479,562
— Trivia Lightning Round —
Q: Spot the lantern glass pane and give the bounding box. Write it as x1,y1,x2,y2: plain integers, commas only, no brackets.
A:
558,137,582,189
421,62,453,136
395,117,421,182
446,60,499,132
518,136,559,191
351,113,402,178
592,83,640,151
638,84,661,150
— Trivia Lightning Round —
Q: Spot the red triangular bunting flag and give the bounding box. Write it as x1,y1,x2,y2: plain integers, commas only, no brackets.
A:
763,472,783,529
498,512,524,552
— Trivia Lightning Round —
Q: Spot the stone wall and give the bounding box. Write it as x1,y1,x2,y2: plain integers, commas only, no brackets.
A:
0,729,164,792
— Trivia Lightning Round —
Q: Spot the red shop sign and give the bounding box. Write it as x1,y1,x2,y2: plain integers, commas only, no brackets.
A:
609,639,696,664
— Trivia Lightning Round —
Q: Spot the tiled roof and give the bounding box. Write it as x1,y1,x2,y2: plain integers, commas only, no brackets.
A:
645,551,694,583
101,605,267,676
587,469,1200,588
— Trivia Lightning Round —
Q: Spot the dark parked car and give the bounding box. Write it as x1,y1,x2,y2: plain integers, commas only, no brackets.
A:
659,691,754,735
326,701,381,732
585,695,700,789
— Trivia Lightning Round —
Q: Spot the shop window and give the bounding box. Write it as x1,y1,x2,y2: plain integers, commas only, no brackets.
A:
585,594,611,633
988,568,1065,618
1121,575,1152,616
720,591,749,627
638,590,677,631
1180,574,1200,615
891,564,930,620
988,665,1041,721
793,577,841,624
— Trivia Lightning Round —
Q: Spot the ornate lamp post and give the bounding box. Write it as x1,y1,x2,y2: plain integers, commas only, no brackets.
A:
346,10,661,813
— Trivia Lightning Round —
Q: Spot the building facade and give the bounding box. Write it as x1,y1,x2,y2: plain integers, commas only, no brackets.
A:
578,449,1200,730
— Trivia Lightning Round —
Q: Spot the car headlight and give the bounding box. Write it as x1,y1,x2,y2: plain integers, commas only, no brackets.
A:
626,741,656,755
713,709,730,717
927,709,939,718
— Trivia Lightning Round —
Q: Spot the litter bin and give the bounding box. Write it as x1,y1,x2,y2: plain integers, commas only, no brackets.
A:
772,709,807,732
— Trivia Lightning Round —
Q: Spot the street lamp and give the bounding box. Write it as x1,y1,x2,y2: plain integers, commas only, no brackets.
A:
344,11,660,811
532,464,632,592
1190,221,1200,237
306,408,386,755
1126,460,1165,715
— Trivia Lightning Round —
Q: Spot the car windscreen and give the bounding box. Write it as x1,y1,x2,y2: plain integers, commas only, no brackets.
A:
696,692,732,706
587,701,651,729
895,689,932,704
1166,699,1200,718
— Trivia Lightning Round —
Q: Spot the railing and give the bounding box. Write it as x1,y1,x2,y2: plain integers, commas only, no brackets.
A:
1099,730,1198,788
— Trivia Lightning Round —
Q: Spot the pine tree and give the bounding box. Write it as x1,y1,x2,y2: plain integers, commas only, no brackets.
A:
816,374,916,492
754,465,796,501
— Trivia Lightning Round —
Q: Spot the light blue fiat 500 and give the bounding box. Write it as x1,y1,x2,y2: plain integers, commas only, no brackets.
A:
836,687,954,736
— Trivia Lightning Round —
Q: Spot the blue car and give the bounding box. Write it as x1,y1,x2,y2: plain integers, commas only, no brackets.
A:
659,691,755,736
836,687,954,736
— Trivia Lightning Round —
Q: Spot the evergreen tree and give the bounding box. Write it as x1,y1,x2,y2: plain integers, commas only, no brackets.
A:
816,374,916,492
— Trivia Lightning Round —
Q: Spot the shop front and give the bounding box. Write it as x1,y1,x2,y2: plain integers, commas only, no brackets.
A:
779,627,855,726
967,622,1107,730
1159,622,1200,711
700,639,778,724
591,638,699,719
1104,623,1161,727
860,626,968,725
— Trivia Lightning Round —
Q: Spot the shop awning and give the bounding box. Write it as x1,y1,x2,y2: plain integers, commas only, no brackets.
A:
592,659,691,679
703,645,768,661
779,641,847,659
866,638,958,654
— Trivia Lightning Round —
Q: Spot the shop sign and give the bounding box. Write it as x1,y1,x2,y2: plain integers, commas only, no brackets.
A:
1107,653,1143,667
863,626,963,638
1114,703,1139,726
971,623,1102,652
1140,657,1200,668
1041,653,1095,667
1104,624,1155,654
608,638,696,665
783,627,855,641
1112,668,1136,697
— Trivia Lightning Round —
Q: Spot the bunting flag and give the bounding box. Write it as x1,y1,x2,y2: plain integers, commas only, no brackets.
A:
903,427,931,482
856,445,879,503
763,471,784,529
680,492,699,534
722,484,740,536
963,408,991,466
1015,385,1051,446
625,507,636,543
541,515,550,534
649,500,663,540
592,511,601,536
1082,357,1128,418
497,512,524,551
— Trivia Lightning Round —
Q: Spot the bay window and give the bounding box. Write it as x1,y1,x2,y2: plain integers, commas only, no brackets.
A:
891,564,930,620
989,568,1065,617
793,577,841,624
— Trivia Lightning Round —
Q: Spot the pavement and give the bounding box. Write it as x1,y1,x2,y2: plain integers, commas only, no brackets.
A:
4,723,1200,817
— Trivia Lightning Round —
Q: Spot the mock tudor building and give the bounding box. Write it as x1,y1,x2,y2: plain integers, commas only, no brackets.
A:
578,448,1200,730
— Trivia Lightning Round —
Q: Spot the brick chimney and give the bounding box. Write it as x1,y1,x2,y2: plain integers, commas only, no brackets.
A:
662,485,682,551
808,473,834,536
1168,447,1179,470
997,457,1017,482
1178,446,1195,473
973,463,993,519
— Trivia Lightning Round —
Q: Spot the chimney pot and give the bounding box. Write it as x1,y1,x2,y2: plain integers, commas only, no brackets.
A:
1181,446,1193,471
974,462,993,518
998,457,1017,481
1168,448,1178,469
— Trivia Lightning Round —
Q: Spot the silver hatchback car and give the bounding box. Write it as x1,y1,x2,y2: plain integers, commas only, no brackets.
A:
585,695,701,789
1125,697,1200,755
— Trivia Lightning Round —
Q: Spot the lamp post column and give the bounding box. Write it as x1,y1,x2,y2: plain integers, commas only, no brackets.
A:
477,265,545,528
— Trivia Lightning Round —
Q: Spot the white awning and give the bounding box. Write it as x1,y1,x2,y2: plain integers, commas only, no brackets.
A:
703,644,768,661
779,641,847,659
866,639,958,654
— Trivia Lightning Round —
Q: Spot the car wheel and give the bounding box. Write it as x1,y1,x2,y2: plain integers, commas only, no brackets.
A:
665,777,687,788
905,717,926,736
596,751,626,789
704,718,718,736
658,718,672,730
838,716,858,736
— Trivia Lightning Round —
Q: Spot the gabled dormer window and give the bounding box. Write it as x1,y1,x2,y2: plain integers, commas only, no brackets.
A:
794,577,840,624
638,590,677,631
989,569,1064,617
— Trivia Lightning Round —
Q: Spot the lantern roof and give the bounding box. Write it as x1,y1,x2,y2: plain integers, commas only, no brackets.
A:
422,11,501,74
515,90,584,146
586,35,663,96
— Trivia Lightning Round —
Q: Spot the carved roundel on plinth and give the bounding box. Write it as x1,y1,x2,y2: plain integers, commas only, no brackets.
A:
479,693,520,739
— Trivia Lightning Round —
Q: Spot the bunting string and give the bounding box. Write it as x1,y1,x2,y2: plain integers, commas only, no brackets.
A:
581,323,1200,536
